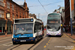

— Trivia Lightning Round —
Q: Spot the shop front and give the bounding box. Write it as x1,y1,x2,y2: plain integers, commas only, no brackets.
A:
72,20,75,34
0,19,6,35
7,20,12,34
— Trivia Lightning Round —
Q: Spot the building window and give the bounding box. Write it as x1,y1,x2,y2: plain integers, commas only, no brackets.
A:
0,10,4,18
15,15,18,18
7,13,10,19
12,14,14,19
0,27,2,33
0,24,5,33
12,5,14,10
0,0,5,7
7,2,10,9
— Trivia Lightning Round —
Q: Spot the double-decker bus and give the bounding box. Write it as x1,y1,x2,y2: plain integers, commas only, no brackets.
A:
12,18,44,44
47,13,62,36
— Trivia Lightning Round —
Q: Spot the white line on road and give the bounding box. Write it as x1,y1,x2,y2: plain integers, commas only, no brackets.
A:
0,39,11,42
0,36,11,40
3,42,12,45
0,42,12,46
3,44,13,46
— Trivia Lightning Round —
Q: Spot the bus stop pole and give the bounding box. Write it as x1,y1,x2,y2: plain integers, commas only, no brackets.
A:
69,0,73,36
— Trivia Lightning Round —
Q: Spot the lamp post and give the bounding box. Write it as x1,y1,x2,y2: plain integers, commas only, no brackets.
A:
69,0,73,36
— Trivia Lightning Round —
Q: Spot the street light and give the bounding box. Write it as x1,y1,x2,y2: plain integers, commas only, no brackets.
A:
69,0,73,36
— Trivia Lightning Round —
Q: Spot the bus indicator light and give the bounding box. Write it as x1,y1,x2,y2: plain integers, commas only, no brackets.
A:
31,19,33,21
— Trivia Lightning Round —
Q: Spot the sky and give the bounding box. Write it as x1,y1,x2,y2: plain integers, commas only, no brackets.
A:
13,0,64,25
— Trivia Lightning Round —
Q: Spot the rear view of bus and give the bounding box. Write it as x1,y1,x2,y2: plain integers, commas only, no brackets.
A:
47,13,62,36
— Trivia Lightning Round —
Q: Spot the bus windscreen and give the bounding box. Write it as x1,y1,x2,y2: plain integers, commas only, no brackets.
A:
14,23,33,34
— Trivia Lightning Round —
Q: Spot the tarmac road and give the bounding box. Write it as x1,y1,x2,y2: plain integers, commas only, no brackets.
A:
0,30,75,50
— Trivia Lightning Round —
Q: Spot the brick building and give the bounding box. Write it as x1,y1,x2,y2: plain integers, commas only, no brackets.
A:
65,0,70,25
0,0,29,35
65,0,74,25
29,13,36,19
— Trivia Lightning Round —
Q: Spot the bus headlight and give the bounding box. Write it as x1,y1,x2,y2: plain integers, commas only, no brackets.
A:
29,37,33,39
14,38,17,40
12,36,13,38
58,33,61,34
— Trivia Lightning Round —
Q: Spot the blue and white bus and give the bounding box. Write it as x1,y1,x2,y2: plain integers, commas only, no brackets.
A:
12,18,44,44
47,13,62,36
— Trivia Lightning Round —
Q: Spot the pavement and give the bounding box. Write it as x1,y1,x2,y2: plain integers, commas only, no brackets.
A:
0,34,12,37
65,33,75,40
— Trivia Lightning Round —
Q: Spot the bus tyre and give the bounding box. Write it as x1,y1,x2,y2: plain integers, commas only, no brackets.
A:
34,38,37,44
41,36,43,39
13,42,16,45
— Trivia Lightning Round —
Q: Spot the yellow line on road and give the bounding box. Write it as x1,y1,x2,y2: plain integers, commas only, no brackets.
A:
44,38,52,48
71,46,75,50
64,34,71,39
44,46,46,48
73,41,75,43
46,43,48,45
64,34,75,43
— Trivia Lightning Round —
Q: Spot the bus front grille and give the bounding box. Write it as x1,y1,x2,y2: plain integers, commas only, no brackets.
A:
17,37,29,40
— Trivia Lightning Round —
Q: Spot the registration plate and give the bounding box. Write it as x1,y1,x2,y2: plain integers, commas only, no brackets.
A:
20,40,26,42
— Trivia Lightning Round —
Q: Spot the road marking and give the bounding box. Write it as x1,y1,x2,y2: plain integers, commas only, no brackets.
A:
64,34,75,43
44,38,52,48
64,34,71,39
30,37,47,50
44,46,46,48
46,43,48,45
62,34,66,37
0,39,11,42
3,44,12,46
0,36,11,40
0,42,12,46
73,41,75,43
71,46,75,50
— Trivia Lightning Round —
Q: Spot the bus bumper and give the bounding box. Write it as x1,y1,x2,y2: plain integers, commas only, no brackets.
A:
47,33,61,36
12,38,35,42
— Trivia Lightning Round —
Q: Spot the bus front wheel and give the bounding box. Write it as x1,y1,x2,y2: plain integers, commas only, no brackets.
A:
13,42,16,45
34,38,38,44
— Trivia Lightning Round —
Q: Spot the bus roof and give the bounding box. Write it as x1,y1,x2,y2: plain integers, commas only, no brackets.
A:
14,18,43,24
48,13,61,16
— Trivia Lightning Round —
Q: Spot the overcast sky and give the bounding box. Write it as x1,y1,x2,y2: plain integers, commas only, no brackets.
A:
13,0,64,25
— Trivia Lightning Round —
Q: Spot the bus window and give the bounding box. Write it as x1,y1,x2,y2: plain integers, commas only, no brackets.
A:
34,24,37,33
